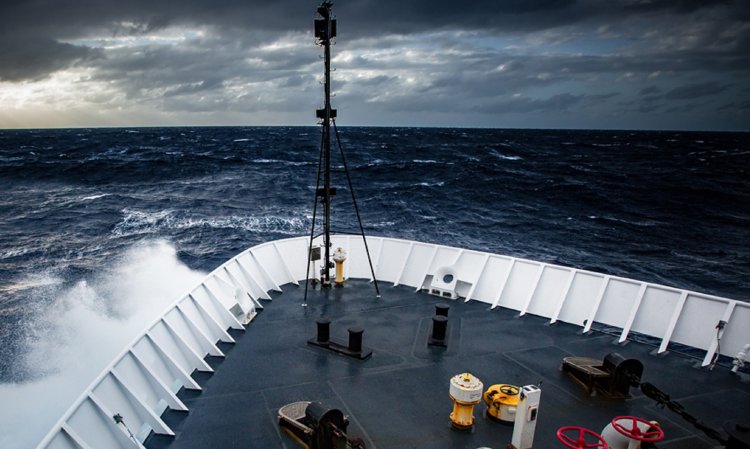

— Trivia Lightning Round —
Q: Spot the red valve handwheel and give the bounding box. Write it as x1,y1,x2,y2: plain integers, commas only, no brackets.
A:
557,426,609,449
611,415,665,442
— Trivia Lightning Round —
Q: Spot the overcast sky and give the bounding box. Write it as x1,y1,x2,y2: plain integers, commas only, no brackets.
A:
1,1,748,130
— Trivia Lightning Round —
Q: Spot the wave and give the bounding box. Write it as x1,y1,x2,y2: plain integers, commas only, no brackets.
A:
175,216,307,234
0,240,206,449
412,181,445,187
252,158,312,166
112,209,308,237
79,193,110,202
0,247,37,260
0,276,64,293
112,209,174,237
490,150,522,161
595,215,664,227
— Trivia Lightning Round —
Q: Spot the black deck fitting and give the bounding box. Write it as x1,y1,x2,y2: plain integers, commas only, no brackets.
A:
724,421,750,449
308,320,372,360
562,352,643,398
428,315,449,347
316,318,331,343
348,327,364,353
435,303,450,317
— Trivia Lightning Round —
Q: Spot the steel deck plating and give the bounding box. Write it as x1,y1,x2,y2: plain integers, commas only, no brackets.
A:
146,279,750,449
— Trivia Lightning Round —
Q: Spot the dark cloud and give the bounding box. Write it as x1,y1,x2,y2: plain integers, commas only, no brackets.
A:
663,81,730,100
639,86,661,96
718,99,750,111
2,0,748,81
0,36,100,81
0,0,748,130
472,92,620,115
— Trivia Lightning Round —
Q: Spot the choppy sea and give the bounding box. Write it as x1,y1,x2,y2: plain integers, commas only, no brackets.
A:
1,126,749,448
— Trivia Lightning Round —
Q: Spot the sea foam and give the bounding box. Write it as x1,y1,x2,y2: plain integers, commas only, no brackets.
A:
0,240,205,449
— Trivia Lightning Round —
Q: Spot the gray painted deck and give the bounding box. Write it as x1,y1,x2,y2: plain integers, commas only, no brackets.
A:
146,280,750,449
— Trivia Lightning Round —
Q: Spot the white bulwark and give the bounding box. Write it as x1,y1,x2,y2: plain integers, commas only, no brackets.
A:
36,235,750,449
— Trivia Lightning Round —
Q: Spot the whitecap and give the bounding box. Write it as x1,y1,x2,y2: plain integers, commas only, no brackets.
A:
0,276,63,293
0,247,36,260
252,159,310,166
371,221,395,228
173,215,307,235
490,150,522,161
111,209,307,237
111,209,176,237
80,193,109,202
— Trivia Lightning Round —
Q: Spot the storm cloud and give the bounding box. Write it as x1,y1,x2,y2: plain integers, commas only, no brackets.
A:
0,0,748,129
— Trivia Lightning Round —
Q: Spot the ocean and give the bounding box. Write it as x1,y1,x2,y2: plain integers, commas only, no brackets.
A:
0,126,748,448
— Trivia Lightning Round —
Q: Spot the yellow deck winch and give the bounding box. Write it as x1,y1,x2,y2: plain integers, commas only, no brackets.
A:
449,372,484,430
484,384,519,423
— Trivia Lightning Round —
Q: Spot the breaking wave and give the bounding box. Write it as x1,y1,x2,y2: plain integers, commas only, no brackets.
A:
112,209,307,237
0,240,205,449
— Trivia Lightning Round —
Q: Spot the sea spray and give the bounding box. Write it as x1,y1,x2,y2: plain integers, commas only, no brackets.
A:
0,240,205,449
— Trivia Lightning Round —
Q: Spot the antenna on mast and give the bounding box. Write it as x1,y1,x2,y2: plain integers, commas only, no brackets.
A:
303,1,380,304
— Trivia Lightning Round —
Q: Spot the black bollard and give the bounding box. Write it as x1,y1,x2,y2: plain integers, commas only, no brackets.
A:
316,318,331,344
429,315,449,347
436,303,450,317
308,321,371,360
348,327,364,353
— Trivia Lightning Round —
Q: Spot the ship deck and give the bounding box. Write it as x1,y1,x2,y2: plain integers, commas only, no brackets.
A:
146,279,750,449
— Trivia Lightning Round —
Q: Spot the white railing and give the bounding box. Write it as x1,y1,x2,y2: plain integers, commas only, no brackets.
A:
36,236,749,449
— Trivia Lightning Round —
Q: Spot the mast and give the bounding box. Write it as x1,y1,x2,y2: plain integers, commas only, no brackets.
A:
303,1,380,303
315,0,336,287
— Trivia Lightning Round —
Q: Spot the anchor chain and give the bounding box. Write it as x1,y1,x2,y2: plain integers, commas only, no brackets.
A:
640,382,728,445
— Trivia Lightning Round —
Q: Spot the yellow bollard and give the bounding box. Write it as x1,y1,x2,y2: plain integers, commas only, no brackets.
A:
332,247,347,286
449,373,483,430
